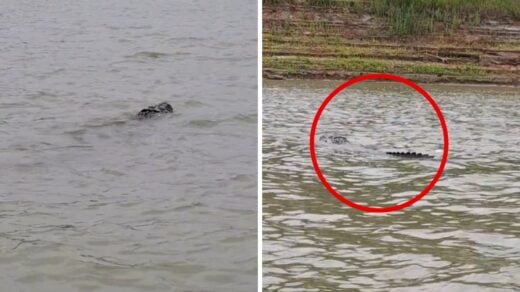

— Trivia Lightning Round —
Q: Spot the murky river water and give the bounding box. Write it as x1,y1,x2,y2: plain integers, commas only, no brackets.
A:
263,80,519,291
0,1,256,291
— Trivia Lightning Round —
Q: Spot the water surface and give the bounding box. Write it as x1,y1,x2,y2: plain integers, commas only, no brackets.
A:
263,80,519,291
0,1,257,291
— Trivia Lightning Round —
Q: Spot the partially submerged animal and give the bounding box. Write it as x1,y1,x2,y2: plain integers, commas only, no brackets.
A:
137,102,173,119
318,135,434,159
319,135,349,145
385,151,433,159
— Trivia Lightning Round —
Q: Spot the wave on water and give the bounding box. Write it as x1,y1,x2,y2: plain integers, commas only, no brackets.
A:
125,51,191,59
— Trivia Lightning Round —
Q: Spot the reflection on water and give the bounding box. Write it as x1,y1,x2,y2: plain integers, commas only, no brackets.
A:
0,0,257,291
263,80,519,291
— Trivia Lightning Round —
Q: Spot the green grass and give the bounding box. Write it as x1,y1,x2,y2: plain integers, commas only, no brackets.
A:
264,56,486,77
265,40,413,59
264,0,520,35
494,42,520,51
371,0,520,35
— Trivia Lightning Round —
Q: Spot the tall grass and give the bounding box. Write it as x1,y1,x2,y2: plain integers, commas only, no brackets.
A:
264,0,520,35
371,0,520,35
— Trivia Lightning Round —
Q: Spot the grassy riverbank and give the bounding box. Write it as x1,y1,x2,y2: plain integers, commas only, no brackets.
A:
263,0,520,85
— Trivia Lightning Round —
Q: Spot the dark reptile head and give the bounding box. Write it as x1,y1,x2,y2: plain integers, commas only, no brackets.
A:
137,102,173,119
318,135,349,145
157,102,173,113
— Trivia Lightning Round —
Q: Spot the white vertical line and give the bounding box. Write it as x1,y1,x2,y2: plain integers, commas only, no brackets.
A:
257,0,263,291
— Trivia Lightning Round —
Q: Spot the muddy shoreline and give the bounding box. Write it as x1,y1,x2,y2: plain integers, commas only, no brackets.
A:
263,2,520,86
263,69,519,86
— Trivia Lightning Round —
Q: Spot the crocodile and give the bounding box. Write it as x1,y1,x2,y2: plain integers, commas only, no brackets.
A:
385,151,434,159
318,135,434,159
137,102,173,119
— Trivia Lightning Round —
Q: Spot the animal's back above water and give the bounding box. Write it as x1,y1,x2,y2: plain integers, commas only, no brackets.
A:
137,102,173,119
318,135,434,159
385,151,433,159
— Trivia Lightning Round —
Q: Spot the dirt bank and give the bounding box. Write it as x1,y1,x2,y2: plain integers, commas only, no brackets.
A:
263,1,520,85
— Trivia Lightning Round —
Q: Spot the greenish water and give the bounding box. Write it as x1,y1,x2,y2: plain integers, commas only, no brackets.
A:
263,80,519,291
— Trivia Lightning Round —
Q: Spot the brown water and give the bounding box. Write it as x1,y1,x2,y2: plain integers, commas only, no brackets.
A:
263,80,519,291
0,1,257,291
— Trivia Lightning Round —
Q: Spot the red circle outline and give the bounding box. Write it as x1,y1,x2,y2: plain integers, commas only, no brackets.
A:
309,73,449,213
